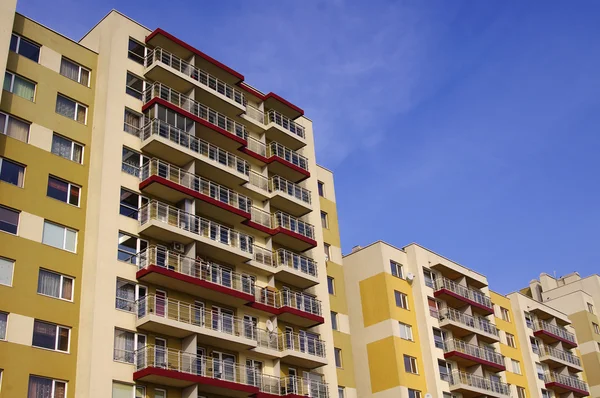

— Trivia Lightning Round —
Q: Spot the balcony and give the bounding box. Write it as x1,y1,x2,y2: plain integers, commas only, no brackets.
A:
267,142,310,182
140,159,252,224
534,320,578,348
242,171,270,200
443,339,506,371
139,201,254,264
258,376,329,398
272,212,317,252
135,294,257,351
144,47,245,116
275,249,319,289
134,345,269,396
439,308,500,343
251,288,324,328
538,345,583,372
269,176,312,217
143,83,248,151
265,110,306,150
448,371,510,398
135,247,255,306
253,331,327,369
243,104,266,132
141,119,250,186
434,277,494,315
544,372,589,397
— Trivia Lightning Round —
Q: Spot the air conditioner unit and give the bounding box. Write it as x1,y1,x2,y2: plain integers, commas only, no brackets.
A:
172,242,185,253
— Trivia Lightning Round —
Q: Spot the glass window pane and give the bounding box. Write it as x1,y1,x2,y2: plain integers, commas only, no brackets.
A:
0,312,7,339
6,115,29,142
32,320,57,349
0,207,19,234
80,68,90,86
0,159,24,187
3,72,11,91
69,185,80,206
56,95,76,119
12,76,35,101
62,277,73,300
60,58,79,81
38,269,61,297
58,327,69,351
72,143,83,163
54,381,66,398
18,38,40,62
28,376,53,398
43,221,65,249
0,258,14,286
47,177,69,202
113,382,133,398
10,34,17,52
65,229,77,252
76,104,87,123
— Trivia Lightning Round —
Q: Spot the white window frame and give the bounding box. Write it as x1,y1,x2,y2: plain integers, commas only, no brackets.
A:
408,389,422,398
115,278,147,312
4,71,36,101
0,111,30,142
32,320,71,353
500,307,511,322
323,243,331,261
593,322,600,335
0,157,25,187
506,332,516,348
0,257,14,287
395,290,409,309
119,188,148,219
125,72,146,100
117,232,148,264
0,205,19,235
588,302,595,314
512,359,522,374
337,386,344,398
10,33,40,62
390,261,403,278
42,220,77,252
56,94,88,124
334,347,342,368
60,57,90,86
37,268,74,302
399,322,413,341
51,133,84,164
320,211,328,229
47,176,81,207
317,181,325,197
128,38,147,64
0,312,7,340
28,376,67,398
154,388,167,398
404,355,418,374
113,328,146,364
327,276,335,295
331,311,338,330
517,386,526,398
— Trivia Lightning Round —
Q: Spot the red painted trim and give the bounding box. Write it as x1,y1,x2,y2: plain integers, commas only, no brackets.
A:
533,329,578,348
142,97,247,146
137,264,255,303
134,367,259,393
237,84,304,117
238,83,265,100
279,307,325,325
269,157,311,178
545,381,589,396
239,147,270,163
443,351,506,371
146,29,244,83
243,220,274,236
247,301,280,315
433,288,494,314
272,227,318,248
140,176,251,219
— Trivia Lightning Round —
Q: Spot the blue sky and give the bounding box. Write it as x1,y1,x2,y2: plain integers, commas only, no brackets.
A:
17,0,600,294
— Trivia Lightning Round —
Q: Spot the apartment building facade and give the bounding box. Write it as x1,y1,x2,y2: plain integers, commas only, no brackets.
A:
342,241,589,398
1,6,340,398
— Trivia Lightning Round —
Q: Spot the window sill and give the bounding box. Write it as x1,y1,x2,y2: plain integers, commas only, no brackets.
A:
37,292,74,303
32,345,70,354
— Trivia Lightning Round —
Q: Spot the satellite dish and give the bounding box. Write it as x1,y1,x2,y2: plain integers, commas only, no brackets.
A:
406,272,415,283
425,394,432,398
266,320,274,332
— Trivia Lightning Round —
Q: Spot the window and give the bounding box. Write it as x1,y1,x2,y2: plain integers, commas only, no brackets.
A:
43,221,77,252
118,232,148,263
124,108,143,135
155,389,166,398
324,243,331,261
128,38,146,64
47,176,80,206
318,181,325,197
408,389,422,398
390,261,403,278
433,328,446,349
517,386,526,398
0,312,7,339
122,147,148,176
423,268,435,288
114,328,146,364
3,71,36,101
0,257,14,287
438,360,451,381
56,94,87,124
506,333,516,348
37,269,73,301
331,311,338,330
126,72,145,100
593,322,600,335
320,211,328,228
0,158,25,187
51,134,84,164
588,303,595,314
10,33,40,62
541,389,551,398
116,279,146,312
399,322,413,341
112,382,146,398
500,307,511,322
403,355,418,374
28,376,67,398
60,57,90,86
327,276,335,295
0,111,30,142
536,363,545,380
334,348,342,368
525,312,534,329
530,337,541,355
337,386,344,398
394,290,408,309
0,206,19,234
32,320,70,352
120,188,148,219
428,297,440,318
512,359,522,374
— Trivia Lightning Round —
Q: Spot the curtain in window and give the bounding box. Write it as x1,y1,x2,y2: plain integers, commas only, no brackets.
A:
65,229,76,252
54,382,66,398
32,321,56,349
0,258,13,286
0,207,19,234
72,143,83,163
62,277,73,300
51,135,72,159
6,116,29,142
80,69,90,86
56,95,75,119
42,222,64,249
28,376,53,398
116,280,135,311
112,382,133,398
114,329,134,362
76,105,86,123
38,270,61,297
13,76,35,101
60,59,79,81
0,313,7,339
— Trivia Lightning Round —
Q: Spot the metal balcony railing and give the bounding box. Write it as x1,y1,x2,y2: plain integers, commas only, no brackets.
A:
248,171,270,192
275,248,318,278
539,346,582,367
448,371,510,396
252,245,275,267
145,47,245,106
280,331,326,358
250,207,272,228
140,201,254,253
143,83,248,141
270,176,311,205
246,104,265,124
444,339,504,367
255,288,322,317
440,308,499,338
247,136,267,157
535,320,577,345
434,277,493,310
141,118,249,176
544,372,588,393
268,142,309,171
260,376,329,397
266,109,305,139
141,159,252,213
135,247,256,295
273,211,315,240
